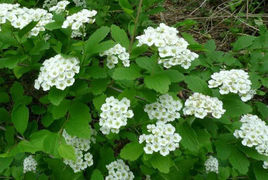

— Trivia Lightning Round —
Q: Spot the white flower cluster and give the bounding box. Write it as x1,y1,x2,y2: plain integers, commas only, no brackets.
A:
73,0,87,7
136,23,198,69
62,129,96,173
263,161,268,169
144,94,182,123
139,122,181,156
99,44,130,69
234,114,268,156
23,155,37,173
183,93,225,119
100,96,134,134
204,156,219,174
62,9,97,38
43,0,58,9
208,69,255,102
105,159,134,180
49,0,69,14
34,55,79,91
0,3,54,36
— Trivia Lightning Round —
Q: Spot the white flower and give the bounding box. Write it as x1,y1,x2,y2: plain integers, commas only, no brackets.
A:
34,55,79,91
234,114,268,156
43,0,58,9
105,159,134,180
139,122,181,156
62,128,96,173
62,9,97,38
99,97,134,134
73,0,87,7
263,161,268,169
0,3,54,36
100,44,130,69
23,155,37,173
144,94,182,123
136,23,198,69
208,69,255,102
205,156,219,174
49,0,69,14
183,93,225,119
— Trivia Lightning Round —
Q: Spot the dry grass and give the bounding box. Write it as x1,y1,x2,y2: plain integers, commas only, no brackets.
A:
152,0,268,51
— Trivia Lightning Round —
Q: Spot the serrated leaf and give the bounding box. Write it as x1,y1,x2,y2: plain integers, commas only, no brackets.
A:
150,154,173,173
135,56,160,73
18,21,38,38
93,94,107,112
161,70,184,83
120,142,143,161
184,76,211,95
65,101,91,138
111,24,129,48
144,74,171,93
229,148,249,174
112,66,141,80
11,104,29,134
58,143,76,161
223,95,252,117
51,99,70,119
233,35,256,51
48,88,68,106
254,163,268,180
90,79,109,95
91,169,104,180
178,123,200,153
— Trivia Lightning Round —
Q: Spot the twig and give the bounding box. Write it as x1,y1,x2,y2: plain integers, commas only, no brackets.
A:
0,126,25,140
189,0,207,15
128,0,143,53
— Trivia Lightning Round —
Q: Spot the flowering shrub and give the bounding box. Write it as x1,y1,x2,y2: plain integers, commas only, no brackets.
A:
0,0,267,179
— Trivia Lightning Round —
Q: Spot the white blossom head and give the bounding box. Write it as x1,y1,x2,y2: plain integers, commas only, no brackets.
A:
208,69,255,102
62,129,96,173
49,0,70,14
99,96,134,134
34,55,80,91
139,122,181,156
183,93,225,119
136,23,198,69
105,159,134,180
99,44,130,69
23,155,37,173
205,156,219,174
263,161,268,169
62,9,97,38
144,94,182,123
234,114,268,156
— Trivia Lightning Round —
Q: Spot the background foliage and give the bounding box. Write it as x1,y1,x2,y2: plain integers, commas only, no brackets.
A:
0,0,267,179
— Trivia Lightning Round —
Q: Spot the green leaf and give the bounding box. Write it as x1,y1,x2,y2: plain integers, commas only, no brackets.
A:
90,79,109,95
51,99,70,119
85,63,107,79
18,21,38,38
85,26,110,56
215,141,231,160
119,0,133,14
233,35,256,51
144,74,171,93
0,55,28,69
223,95,252,118
90,169,104,180
229,148,250,174
135,56,159,73
178,123,200,153
256,102,268,119
48,88,68,106
184,75,211,95
11,104,29,134
0,108,10,123
161,70,184,83
120,142,143,161
65,101,91,138
0,157,13,173
150,154,173,173
254,163,268,180
58,143,76,161
111,24,129,48
0,92,9,103
93,94,107,112
112,66,141,80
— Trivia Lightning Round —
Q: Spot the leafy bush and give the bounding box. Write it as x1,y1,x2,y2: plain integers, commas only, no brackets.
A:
0,0,267,179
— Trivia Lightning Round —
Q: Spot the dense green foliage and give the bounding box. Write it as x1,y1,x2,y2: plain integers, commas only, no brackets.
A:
0,0,267,179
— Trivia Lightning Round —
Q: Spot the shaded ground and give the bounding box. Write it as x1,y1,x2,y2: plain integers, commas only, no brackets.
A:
153,0,268,51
